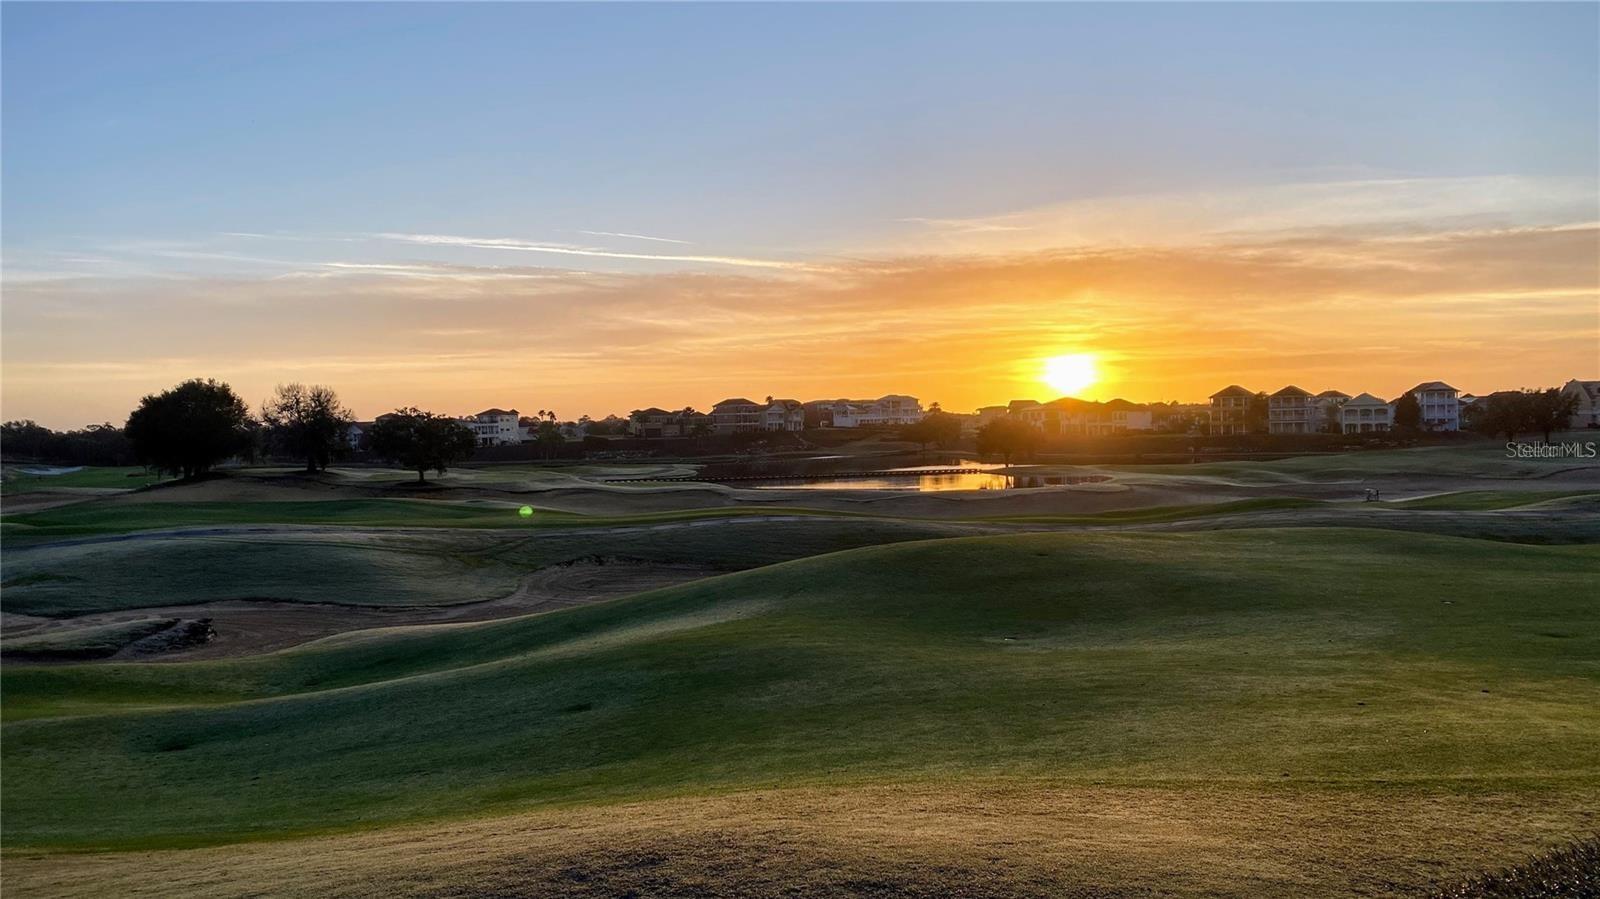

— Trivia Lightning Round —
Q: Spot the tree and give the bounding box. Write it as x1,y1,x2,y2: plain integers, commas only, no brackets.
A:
975,418,1038,466
260,383,355,473
534,420,565,458
901,410,963,452
365,408,477,482
1527,387,1578,443
1246,393,1270,434
1474,392,1534,442
1393,393,1422,431
1322,401,1345,435
124,379,254,478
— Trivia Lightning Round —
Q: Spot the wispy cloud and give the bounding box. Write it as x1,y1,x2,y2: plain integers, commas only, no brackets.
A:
578,229,693,245
373,232,807,271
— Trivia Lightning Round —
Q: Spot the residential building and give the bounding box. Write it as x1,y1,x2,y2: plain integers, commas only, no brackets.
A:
1561,379,1600,429
710,398,763,434
1208,385,1255,436
1310,390,1350,434
975,405,1009,425
345,421,374,449
819,395,924,428
1340,393,1392,433
1003,397,1152,436
460,408,521,446
762,398,805,431
1401,381,1461,431
1088,398,1153,434
628,407,709,438
1267,385,1314,434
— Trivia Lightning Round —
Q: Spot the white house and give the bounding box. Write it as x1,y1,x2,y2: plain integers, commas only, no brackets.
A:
459,408,521,446
1341,393,1392,433
1561,379,1600,429
1402,381,1460,431
824,395,924,428
761,398,805,431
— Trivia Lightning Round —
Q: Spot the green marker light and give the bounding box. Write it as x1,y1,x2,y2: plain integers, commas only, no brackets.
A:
518,505,534,519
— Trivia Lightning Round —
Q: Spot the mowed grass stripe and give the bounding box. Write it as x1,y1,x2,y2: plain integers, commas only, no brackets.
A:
3,528,1597,850
0,499,875,539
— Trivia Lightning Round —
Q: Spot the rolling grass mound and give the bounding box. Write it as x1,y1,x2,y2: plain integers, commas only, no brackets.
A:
4,528,1597,852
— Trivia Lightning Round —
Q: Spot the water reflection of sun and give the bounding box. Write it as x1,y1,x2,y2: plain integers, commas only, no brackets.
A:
1042,354,1097,396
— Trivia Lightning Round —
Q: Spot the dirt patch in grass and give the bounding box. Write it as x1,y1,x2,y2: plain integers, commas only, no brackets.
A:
4,782,1596,898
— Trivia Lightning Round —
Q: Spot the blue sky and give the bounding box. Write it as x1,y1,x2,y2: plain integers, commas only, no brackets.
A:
3,3,1597,424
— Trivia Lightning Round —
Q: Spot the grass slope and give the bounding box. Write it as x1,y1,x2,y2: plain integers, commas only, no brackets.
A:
0,466,169,495
0,499,867,540
1111,442,1597,483
4,528,1597,851
1,519,975,617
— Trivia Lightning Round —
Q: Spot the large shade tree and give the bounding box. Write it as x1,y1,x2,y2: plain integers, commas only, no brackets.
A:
365,408,477,482
261,383,355,473
975,417,1039,466
1392,393,1422,431
124,379,254,478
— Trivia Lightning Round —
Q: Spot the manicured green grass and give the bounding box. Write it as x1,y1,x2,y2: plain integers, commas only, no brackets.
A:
976,497,1318,523
1111,443,1592,482
0,499,867,540
4,528,1596,850
1390,490,1600,511
0,466,168,495
0,519,972,617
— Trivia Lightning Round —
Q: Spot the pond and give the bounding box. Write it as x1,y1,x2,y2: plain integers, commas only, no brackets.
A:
729,460,1112,492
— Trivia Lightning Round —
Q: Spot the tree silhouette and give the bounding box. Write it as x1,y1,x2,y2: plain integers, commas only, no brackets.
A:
366,408,477,483
125,379,253,479
261,383,354,473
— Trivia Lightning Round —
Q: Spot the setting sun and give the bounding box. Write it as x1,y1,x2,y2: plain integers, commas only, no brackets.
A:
1042,354,1098,397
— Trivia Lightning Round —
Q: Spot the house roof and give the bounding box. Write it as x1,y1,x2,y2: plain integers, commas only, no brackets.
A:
632,407,671,417
766,398,802,409
1271,385,1312,398
1007,399,1040,411
1210,385,1255,399
476,408,517,417
1344,392,1390,407
712,397,756,407
1316,390,1351,399
1564,379,1600,402
1102,398,1147,410
1406,381,1457,395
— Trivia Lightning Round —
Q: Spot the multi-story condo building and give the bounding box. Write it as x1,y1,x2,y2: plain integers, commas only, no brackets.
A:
819,395,924,428
1267,386,1314,434
460,408,521,446
710,398,763,434
1003,398,1152,436
1402,381,1461,431
628,407,710,438
1561,379,1600,429
1208,385,1255,436
1340,393,1392,433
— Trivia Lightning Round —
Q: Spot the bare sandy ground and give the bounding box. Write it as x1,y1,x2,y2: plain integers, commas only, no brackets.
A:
5,781,1596,898
1,557,721,661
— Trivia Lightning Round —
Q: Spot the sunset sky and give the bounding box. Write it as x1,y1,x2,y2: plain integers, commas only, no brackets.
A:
4,3,1597,428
